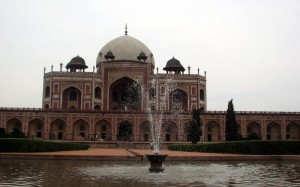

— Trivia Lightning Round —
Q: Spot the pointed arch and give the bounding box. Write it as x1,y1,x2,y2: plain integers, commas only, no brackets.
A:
109,77,141,111
247,121,261,139
50,119,67,140
118,120,133,141
62,86,82,110
28,118,44,138
140,120,151,141
169,88,188,111
6,118,23,133
200,106,205,113
73,119,89,140
45,86,50,98
184,121,192,141
267,122,281,140
95,87,102,99
162,121,178,142
95,120,111,141
200,89,205,100
205,121,220,142
286,122,300,140
94,104,101,110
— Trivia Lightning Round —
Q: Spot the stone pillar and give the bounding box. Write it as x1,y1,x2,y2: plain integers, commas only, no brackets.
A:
241,118,247,138
281,119,286,140
111,118,117,141
134,117,140,141
261,119,267,140
66,114,73,140
221,118,226,141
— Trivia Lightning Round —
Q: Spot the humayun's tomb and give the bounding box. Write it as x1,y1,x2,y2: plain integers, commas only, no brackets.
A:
0,28,299,143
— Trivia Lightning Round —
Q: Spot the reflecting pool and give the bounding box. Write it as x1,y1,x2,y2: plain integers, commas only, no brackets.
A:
0,159,300,186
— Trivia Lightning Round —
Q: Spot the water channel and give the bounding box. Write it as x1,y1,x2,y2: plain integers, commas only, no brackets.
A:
0,159,299,186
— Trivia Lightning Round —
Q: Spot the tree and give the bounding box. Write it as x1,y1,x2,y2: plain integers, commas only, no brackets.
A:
225,99,238,141
187,109,202,144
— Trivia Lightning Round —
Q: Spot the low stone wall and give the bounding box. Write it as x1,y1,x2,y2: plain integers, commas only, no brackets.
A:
88,141,186,149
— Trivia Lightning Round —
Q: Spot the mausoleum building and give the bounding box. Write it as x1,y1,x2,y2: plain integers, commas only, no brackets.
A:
0,29,299,143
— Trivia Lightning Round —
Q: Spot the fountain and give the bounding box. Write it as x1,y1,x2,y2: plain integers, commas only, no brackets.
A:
129,77,180,172
145,153,168,172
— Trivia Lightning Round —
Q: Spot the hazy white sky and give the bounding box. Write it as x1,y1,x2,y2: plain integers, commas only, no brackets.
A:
0,0,299,111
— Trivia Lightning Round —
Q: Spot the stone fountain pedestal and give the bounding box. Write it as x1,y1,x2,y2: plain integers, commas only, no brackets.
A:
145,153,168,172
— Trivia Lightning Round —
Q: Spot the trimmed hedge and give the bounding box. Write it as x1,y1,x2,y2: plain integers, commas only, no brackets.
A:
0,138,90,152
168,141,300,155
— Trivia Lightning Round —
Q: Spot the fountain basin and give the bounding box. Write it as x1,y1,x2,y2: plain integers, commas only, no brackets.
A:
145,153,168,172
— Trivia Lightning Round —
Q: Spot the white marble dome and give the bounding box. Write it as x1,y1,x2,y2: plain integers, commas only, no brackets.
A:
96,35,155,66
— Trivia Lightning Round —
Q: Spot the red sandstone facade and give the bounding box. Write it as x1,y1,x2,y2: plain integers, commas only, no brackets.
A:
0,32,299,142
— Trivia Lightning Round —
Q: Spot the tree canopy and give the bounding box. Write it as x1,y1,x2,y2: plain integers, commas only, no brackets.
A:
225,99,238,141
187,109,202,144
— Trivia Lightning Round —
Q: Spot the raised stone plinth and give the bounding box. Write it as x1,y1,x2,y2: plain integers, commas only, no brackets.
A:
145,153,168,172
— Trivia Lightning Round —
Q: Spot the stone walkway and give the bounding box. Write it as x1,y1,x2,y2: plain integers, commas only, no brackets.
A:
0,148,299,161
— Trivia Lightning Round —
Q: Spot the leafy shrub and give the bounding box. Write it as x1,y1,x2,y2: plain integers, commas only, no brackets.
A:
247,132,260,140
0,128,26,138
168,141,300,155
0,138,90,152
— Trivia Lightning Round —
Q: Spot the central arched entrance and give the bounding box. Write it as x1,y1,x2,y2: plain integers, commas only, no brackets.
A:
118,121,132,141
109,77,141,111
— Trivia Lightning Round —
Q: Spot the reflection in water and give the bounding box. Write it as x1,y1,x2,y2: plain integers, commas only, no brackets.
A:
0,159,300,187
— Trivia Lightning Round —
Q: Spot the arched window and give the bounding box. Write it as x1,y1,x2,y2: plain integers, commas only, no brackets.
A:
200,106,205,113
94,105,101,110
200,89,205,100
69,91,77,101
95,87,101,99
45,86,50,98
44,104,49,109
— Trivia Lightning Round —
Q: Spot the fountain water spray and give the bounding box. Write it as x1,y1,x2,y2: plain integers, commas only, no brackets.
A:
130,76,182,172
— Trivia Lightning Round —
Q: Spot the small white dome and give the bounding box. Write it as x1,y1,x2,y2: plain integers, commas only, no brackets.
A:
96,35,155,66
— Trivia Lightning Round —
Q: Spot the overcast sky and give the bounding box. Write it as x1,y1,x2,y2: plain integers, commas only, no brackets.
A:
0,0,299,111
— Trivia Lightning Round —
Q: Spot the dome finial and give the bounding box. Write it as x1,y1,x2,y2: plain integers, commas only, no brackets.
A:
125,23,128,35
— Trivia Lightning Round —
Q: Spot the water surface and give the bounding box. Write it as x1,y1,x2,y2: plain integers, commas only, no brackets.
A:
0,159,299,186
